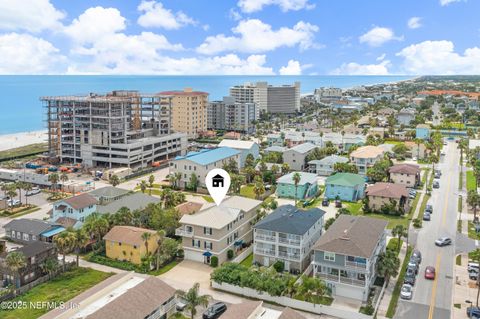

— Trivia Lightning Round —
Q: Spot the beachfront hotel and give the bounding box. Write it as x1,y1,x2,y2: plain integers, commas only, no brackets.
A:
42,90,187,169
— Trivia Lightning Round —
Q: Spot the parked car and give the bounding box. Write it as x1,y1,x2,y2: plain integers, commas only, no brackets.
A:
434,173,441,179
425,266,436,280
425,204,433,213
469,271,478,281
469,262,480,273
335,200,342,208
7,199,20,207
203,302,227,319
26,188,41,196
400,284,413,300
433,181,440,189
467,306,480,318
423,212,431,221
404,272,416,286
409,193,416,199
176,299,187,311
407,262,418,275
435,169,442,176
411,250,422,264
322,198,329,207
435,237,452,246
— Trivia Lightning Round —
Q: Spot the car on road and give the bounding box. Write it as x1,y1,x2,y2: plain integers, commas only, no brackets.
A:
322,198,329,207
7,199,20,207
469,271,478,281
335,200,342,208
423,212,431,221
411,250,422,264
407,261,418,275
404,272,416,286
469,262,480,273
441,151,446,156
434,172,441,179
203,302,227,319
435,169,441,176
26,188,41,196
433,181,440,188
425,204,433,213
400,284,413,300
435,237,452,246
425,266,436,280
467,306,480,318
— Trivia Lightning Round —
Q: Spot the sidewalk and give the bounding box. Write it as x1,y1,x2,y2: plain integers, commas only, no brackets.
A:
376,242,407,318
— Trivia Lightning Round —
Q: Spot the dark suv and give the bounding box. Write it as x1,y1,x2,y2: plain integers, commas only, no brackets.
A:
203,302,227,319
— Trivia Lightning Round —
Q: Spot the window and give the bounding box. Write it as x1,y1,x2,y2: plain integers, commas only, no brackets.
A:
11,232,15,239
204,227,212,235
324,252,335,262
204,241,212,250
191,239,201,248
32,235,36,241
23,233,29,241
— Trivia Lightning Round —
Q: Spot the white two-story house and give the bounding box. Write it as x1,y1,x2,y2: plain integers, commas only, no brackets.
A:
349,145,384,175
253,205,325,274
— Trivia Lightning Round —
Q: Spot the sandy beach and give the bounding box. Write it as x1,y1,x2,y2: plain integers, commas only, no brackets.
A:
0,130,47,151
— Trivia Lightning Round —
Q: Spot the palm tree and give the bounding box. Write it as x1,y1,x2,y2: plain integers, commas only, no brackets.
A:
40,258,58,279
292,172,301,206
148,174,155,188
15,182,24,205
271,164,279,176
23,183,32,206
176,283,211,319
5,251,26,289
138,180,148,194
253,176,265,200
48,173,59,192
141,232,152,256
54,230,75,271
60,172,69,192
175,172,182,189
391,225,407,251
109,174,120,187
155,229,166,270
376,250,400,284
6,186,17,211
468,190,480,221
83,213,110,252
295,275,330,304
73,228,89,267
281,163,290,175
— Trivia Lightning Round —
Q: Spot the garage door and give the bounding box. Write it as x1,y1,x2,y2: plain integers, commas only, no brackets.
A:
184,249,204,263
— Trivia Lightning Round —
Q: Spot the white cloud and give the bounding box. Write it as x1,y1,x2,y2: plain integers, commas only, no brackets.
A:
359,27,402,47
0,0,65,33
376,53,386,61
396,40,480,74
407,17,422,29
64,7,126,44
137,1,196,30
0,33,65,74
279,60,303,75
229,8,243,21
67,54,275,75
197,19,318,55
331,60,390,75
237,0,315,13
440,0,462,6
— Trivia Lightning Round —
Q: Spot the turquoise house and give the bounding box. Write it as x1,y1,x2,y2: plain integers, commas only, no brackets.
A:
416,124,431,140
325,173,366,202
276,172,318,200
50,193,98,228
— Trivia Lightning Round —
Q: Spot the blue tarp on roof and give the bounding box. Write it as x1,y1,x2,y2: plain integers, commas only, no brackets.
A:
40,226,65,237
175,147,240,166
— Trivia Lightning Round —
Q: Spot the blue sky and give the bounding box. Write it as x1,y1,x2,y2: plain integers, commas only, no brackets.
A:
0,0,478,75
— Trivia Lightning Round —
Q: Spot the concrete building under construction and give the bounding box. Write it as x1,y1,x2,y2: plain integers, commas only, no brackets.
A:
41,90,187,169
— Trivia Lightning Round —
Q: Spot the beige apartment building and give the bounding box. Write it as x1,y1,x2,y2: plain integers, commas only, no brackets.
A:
175,196,262,265
350,145,385,175
389,164,421,187
160,88,208,138
366,182,410,212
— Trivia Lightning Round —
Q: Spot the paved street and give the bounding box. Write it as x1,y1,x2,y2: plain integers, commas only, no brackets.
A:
396,141,468,319
432,101,442,126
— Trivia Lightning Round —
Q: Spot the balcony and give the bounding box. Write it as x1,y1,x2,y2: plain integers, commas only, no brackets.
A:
345,261,367,270
316,273,366,287
255,234,276,242
175,227,193,237
254,247,276,257
278,237,301,246
278,251,301,260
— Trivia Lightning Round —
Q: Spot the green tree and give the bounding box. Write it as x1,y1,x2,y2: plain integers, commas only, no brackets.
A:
188,173,199,192
5,185,17,211
253,176,265,200
83,213,110,252
148,174,155,188
155,229,166,270
138,180,148,194
295,275,331,304
292,172,301,205
230,174,245,194
22,182,32,206
392,143,408,160
324,217,335,230
54,230,76,271
176,283,211,319
6,251,26,289
376,249,400,284
141,232,152,256
333,162,358,174
60,172,69,192
72,228,90,267
40,257,58,279
109,174,120,187
468,190,480,221
281,163,290,175
48,173,59,192
366,159,392,183
391,225,407,251
243,166,256,183
244,153,255,168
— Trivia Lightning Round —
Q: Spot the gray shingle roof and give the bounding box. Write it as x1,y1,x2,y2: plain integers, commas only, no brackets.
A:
88,186,130,199
96,192,160,214
287,142,316,154
15,241,55,258
313,215,387,258
4,219,58,236
254,205,325,235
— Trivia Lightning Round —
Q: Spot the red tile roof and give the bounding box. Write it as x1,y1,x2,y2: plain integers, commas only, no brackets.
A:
366,182,409,199
389,163,420,175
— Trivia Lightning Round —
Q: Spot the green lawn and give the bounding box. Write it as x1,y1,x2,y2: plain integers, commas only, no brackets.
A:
239,253,253,267
387,238,403,255
345,200,414,230
0,205,40,218
468,221,480,240
0,143,48,161
149,259,181,276
458,196,463,213
345,202,363,214
386,246,413,318
467,170,476,192
202,195,214,203
0,267,112,319
240,184,256,199
459,171,464,191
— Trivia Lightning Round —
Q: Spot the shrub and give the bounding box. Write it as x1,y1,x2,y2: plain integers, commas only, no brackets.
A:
360,302,374,315
210,256,218,267
273,260,285,273
227,249,234,260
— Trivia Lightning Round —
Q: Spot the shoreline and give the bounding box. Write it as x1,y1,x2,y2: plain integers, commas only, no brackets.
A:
0,130,47,152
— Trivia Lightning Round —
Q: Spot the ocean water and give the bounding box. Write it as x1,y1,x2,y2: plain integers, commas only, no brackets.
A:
0,75,412,134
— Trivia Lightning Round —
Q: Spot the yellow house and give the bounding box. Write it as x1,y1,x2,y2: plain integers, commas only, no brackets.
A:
103,226,158,265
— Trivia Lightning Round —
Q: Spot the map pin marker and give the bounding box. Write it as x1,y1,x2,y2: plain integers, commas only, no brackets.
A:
206,168,231,206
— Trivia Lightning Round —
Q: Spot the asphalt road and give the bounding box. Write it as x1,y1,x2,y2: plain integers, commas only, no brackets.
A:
396,140,465,319
432,101,441,126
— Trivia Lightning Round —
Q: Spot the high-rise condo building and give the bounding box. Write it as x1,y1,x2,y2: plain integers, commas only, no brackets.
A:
207,96,256,133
